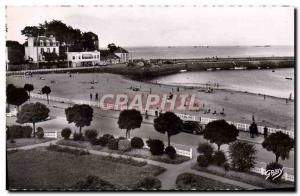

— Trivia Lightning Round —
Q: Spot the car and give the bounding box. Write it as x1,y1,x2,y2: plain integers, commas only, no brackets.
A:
182,121,204,135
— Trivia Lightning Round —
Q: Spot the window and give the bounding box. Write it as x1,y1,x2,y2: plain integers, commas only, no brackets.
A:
52,42,56,46
40,48,44,54
53,48,56,53
40,40,44,46
73,56,75,60
94,55,96,59
79,56,81,59
47,48,50,53
97,55,99,59
46,40,50,47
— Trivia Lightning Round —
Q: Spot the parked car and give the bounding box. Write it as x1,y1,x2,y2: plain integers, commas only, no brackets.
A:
182,121,204,135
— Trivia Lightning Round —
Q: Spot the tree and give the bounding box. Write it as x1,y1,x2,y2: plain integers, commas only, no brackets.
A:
21,26,45,37
262,132,294,163
117,109,143,139
108,43,118,52
21,20,98,52
16,102,49,137
229,141,257,172
153,112,183,147
65,104,93,134
82,32,98,51
24,84,34,99
6,87,29,111
6,40,25,64
41,86,51,104
203,119,239,151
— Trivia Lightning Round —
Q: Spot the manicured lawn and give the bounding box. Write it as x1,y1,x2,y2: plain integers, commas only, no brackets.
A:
191,164,295,189
7,147,165,190
176,173,243,190
6,138,54,148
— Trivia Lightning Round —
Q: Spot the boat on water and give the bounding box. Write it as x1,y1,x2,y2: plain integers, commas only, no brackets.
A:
179,69,187,73
206,68,213,71
285,77,293,80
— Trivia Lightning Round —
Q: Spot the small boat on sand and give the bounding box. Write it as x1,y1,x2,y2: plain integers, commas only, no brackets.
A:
285,77,293,80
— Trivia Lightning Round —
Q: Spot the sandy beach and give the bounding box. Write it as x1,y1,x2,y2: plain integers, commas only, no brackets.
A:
7,72,294,130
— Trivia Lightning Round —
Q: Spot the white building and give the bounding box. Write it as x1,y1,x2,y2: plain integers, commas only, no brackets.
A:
24,35,59,63
113,47,129,63
67,51,101,67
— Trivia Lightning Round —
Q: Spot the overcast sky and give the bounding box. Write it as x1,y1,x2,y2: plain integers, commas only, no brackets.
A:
6,6,294,47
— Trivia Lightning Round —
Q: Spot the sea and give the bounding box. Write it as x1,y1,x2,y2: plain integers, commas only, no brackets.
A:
126,45,293,59
149,68,294,99
126,45,294,99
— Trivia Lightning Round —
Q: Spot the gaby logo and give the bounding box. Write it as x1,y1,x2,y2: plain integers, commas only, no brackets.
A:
265,168,283,181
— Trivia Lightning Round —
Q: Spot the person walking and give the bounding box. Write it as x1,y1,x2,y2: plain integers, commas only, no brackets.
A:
90,93,93,100
263,126,268,138
249,123,255,138
145,110,149,120
95,93,98,100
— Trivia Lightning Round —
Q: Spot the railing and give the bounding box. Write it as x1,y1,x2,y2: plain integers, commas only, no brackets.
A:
250,167,294,182
44,131,58,139
30,93,294,138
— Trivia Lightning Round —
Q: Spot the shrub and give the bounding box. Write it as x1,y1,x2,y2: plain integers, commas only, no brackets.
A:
97,136,108,146
266,162,283,183
197,143,214,162
108,138,118,150
229,141,257,172
61,128,72,140
118,139,131,151
7,125,32,139
197,143,214,164
22,126,33,138
149,139,164,156
102,134,114,141
197,155,210,167
213,151,227,166
224,162,230,171
131,137,144,149
84,129,98,141
71,175,115,190
133,177,161,190
146,138,153,148
165,146,176,159
36,127,44,138
73,133,83,141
